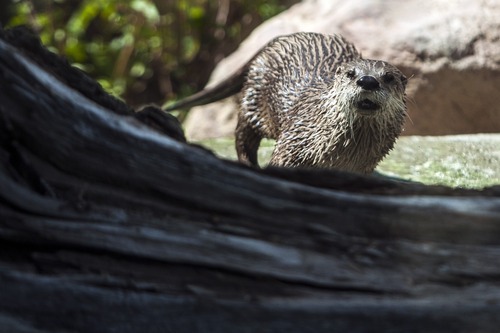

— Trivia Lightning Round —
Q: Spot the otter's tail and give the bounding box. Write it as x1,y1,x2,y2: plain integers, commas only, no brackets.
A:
164,66,247,112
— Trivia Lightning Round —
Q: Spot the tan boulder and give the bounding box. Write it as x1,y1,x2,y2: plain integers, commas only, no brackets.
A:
184,0,500,139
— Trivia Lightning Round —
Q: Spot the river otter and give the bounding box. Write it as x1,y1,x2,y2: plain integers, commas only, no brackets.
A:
165,32,408,174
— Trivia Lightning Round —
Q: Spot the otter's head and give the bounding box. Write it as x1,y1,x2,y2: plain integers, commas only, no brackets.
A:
333,59,407,118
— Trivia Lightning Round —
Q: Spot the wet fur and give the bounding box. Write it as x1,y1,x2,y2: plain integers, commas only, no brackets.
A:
168,32,408,173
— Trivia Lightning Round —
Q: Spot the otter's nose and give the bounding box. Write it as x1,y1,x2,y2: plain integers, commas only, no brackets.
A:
357,76,380,91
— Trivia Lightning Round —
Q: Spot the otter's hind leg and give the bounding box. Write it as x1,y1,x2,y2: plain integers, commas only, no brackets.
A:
235,116,262,167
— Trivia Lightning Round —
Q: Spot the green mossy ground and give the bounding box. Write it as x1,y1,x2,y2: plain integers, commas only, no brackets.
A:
197,134,500,189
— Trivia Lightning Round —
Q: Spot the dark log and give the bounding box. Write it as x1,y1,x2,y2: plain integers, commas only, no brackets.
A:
1,26,500,333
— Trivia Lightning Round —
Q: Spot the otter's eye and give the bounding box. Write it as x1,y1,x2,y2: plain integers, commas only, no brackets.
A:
382,73,395,83
346,69,356,79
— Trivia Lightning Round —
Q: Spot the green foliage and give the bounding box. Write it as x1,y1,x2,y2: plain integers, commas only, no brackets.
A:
10,0,162,98
8,0,294,106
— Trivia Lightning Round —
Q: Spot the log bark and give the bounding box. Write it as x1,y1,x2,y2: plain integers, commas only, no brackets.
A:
1,27,500,333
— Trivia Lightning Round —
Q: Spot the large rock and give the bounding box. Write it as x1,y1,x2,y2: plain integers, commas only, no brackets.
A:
184,0,500,140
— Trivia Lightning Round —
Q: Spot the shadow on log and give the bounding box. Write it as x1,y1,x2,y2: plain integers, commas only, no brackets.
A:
1,26,500,333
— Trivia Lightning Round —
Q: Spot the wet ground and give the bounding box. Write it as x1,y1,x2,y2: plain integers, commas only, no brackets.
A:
198,134,500,189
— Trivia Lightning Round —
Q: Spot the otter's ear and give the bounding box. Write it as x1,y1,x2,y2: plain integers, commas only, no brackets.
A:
401,74,408,88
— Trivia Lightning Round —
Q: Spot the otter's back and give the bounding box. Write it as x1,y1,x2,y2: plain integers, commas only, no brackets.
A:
242,32,360,137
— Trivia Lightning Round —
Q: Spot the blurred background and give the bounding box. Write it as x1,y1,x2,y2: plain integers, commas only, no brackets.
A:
1,0,298,107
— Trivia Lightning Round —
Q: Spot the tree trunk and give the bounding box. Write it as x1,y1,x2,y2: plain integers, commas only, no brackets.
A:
1,26,499,333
